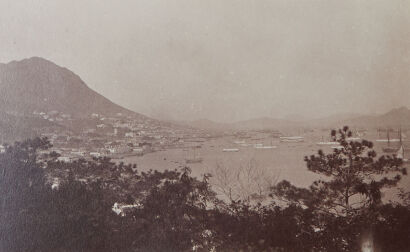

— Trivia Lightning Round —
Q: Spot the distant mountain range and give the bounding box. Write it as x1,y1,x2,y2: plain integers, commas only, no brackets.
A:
176,117,300,131
180,108,410,131
343,107,410,128
0,57,145,119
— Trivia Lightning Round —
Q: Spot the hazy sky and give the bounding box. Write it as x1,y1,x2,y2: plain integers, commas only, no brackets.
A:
1,0,409,122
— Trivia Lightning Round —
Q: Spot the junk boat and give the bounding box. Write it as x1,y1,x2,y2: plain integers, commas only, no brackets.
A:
185,146,203,163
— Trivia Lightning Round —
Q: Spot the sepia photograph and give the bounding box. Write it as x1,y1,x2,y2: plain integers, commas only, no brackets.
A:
0,0,410,251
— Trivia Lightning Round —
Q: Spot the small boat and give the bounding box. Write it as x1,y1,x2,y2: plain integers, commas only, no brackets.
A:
185,157,204,164
233,140,246,144
383,146,398,153
317,141,339,145
280,136,304,140
280,139,304,143
223,148,240,152
280,136,304,143
317,136,339,145
251,137,264,141
254,145,277,149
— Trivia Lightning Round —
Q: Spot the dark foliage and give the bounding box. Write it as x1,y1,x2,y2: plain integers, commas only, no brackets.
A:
271,126,409,251
1,133,410,251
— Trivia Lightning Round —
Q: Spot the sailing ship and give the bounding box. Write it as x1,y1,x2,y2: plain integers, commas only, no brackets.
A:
376,128,400,143
185,146,203,164
382,129,400,153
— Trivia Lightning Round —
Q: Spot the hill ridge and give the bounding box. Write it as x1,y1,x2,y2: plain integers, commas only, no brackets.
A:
0,57,146,119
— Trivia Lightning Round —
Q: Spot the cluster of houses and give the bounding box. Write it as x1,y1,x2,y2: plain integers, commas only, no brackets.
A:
31,111,205,162
33,110,72,122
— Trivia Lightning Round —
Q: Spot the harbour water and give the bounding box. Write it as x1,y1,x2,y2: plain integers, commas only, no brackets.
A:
119,131,410,201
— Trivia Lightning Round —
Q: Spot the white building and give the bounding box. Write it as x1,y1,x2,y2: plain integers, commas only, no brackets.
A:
57,156,71,162
125,132,134,138
71,151,85,157
90,152,101,158
108,145,131,154
132,148,144,153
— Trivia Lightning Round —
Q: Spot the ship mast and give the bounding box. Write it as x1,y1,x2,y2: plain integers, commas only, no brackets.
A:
400,127,404,158
399,128,402,144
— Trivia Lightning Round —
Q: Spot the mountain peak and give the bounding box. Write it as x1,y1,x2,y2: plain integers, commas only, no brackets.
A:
23,56,50,62
0,57,144,119
6,56,55,66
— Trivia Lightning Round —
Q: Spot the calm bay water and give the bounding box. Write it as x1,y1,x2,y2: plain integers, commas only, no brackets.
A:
122,134,326,187
119,132,410,201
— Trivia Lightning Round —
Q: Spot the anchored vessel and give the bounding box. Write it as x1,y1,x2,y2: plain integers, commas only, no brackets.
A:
185,146,203,163
222,148,240,152
280,136,304,143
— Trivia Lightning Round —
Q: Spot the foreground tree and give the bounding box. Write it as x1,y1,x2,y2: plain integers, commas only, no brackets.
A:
212,158,279,203
272,126,408,251
2,135,409,251
0,138,52,251
126,167,219,252
0,138,125,251
0,138,221,251
274,126,406,216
